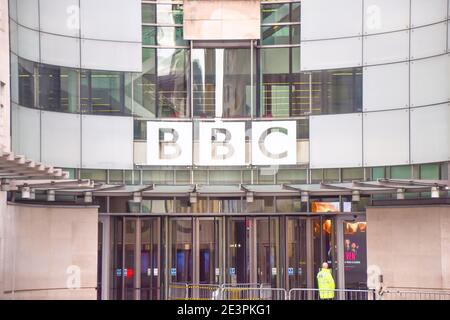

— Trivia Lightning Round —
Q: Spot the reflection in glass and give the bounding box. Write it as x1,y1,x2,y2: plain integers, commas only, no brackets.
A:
170,219,193,283
133,48,156,118
261,25,290,45
142,3,156,24
223,49,253,118
18,58,35,108
142,199,173,214
286,218,307,289
39,64,79,113
81,70,129,115
157,27,187,46
260,48,307,117
124,219,137,300
142,26,157,45
157,49,189,117
311,68,362,115
261,4,290,24
157,4,183,24
192,49,216,117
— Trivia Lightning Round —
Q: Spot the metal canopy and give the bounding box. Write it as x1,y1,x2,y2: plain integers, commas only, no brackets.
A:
0,150,68,183
9,179,449,200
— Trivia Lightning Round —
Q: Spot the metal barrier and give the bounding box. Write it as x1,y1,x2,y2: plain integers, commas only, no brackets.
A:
220,287,287,300
187,284,221,300
170,284,450,301
379,288,450,300
168,283,188,300
288,288,376,301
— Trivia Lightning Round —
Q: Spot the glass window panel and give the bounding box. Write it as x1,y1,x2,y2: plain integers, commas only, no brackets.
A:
109,170,123,184
222,48,252,118
125,170,141,185
191,198,208,213
291,2,301,22
80,169,107,182
192,48,216,117
260,48,306,117
261,4,290,24
342,168,364,182
324,169,340,182
193,170,208,184
142,3,156,24
209,170,241,184
134,120,146,140
291,47,300,73
142,26,157,45
133,48,156,118
81,70,128,115
277,169,307,184
311,169,323,183
371,167,385,180
242,170,252,184
262,25,290,45
390,165,411,179
420,163,440,180
311,68,362,115
276,198,302,212
39,64,79,113
157,27,187,46
175,170,190,184
143,170,174,184
157,4,183,24
258,168,276,184
297,119,309,139
175,198,191,213
245,198,264,213
291,25,300,44
157,48,189,117
61,168,76,179
18,58,35,108
142,199,173,213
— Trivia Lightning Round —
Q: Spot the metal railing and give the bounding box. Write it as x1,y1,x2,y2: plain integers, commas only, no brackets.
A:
378,288,450,300
168,283,450,301
288,288,376,300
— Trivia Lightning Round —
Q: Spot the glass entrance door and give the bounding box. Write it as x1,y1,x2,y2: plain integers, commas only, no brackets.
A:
226,217,251,284
110,217,162,300
140,218,161,299
286,217,308,289
256,217,282,288
198,218,221,284
169,218,193,283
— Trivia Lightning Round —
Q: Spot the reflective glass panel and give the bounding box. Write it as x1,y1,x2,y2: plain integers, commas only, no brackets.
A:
157,49,189,117
133,48,156,118
18,58,35,108
222,49,252,118
192,48,216,117
39,64,79,113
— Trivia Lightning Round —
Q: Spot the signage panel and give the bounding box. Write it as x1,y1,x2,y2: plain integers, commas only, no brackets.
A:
146,122,192,165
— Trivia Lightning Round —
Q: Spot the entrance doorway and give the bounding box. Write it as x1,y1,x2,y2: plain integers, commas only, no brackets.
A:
106,213,366,299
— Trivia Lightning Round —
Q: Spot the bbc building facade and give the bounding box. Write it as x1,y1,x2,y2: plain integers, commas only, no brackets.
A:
0,0,449,300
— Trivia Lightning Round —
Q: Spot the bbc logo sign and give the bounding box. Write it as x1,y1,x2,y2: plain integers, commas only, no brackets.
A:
147,121,297,166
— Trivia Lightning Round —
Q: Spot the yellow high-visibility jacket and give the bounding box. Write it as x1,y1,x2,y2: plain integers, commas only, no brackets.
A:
317,268,335,299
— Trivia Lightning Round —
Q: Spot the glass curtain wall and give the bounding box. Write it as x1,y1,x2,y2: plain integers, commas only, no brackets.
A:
139,2,189,119
259,1,302,117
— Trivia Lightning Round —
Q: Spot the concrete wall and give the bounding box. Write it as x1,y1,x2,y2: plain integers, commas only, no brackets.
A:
2,203,98,299
367,205,450,289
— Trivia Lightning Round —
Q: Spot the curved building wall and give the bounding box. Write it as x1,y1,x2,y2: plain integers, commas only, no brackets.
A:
306,0,450,169
8,0,450,174
9,0,142,71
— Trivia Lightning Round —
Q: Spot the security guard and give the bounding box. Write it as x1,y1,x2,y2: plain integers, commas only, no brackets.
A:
317,262,335,300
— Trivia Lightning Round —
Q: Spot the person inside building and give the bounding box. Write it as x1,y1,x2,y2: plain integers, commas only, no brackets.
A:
317,262,335,300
